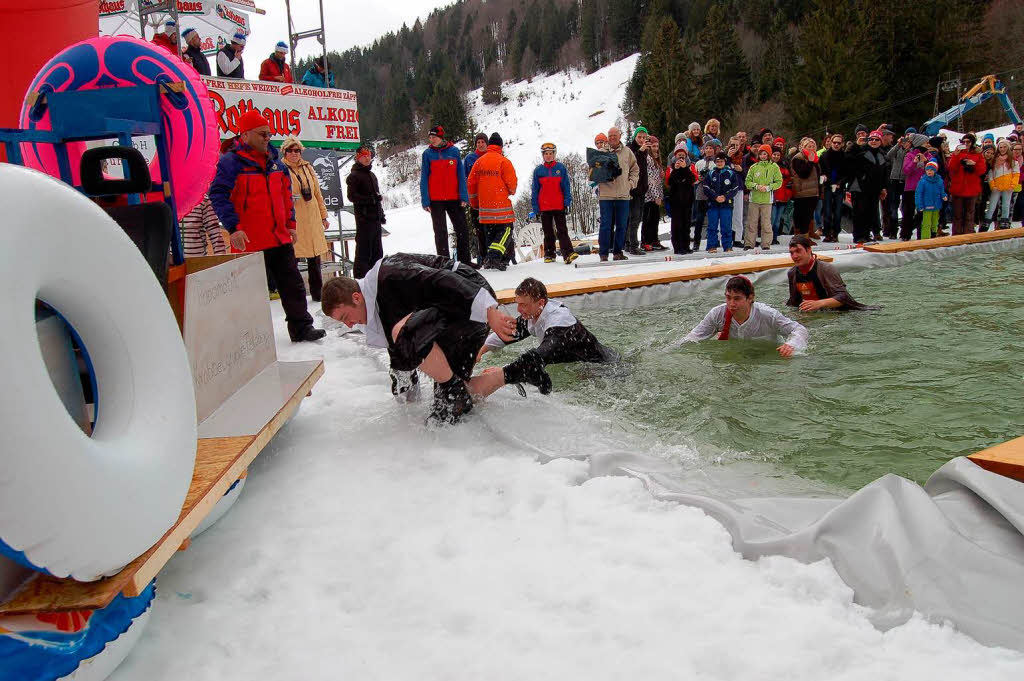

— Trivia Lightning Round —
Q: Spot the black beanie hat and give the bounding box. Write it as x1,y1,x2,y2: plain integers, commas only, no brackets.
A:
715,151,728,161
928,135,944,149
428,125,445,139
488,132,503,147
474,132,488,144
854,123,868,135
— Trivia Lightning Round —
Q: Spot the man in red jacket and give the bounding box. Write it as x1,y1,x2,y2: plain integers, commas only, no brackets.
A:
259,42,293,83
209,110,325,342
948,132,987,235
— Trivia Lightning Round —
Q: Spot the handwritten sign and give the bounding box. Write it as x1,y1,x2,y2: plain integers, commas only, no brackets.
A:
183,253,277,422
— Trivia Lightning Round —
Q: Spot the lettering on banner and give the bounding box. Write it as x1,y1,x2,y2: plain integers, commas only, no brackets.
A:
215,3,249,28
99,0,127,15
209,91,303,137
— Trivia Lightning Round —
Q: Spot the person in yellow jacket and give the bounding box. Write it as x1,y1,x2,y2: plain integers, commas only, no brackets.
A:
985,138,1020,230
281,135,331,300
467,133,518,270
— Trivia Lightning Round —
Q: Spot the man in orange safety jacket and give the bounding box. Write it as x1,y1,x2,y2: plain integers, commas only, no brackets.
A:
467,132,518,271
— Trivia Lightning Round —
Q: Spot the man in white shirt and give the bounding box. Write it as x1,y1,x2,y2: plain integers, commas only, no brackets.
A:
680,275,807,357
474,277,619,396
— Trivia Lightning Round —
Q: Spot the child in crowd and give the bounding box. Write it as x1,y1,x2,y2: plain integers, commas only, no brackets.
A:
915,160,948,239
744,144,782,250
770,147,793,244
702,152,741,253
692,141,717,250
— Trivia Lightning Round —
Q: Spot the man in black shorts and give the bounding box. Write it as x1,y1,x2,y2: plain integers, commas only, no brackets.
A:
473,277,619,397
321,253,517,425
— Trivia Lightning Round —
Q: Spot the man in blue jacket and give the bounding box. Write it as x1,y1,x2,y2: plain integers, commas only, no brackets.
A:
301,57,335,88
463,133,489,265
420,125,472,262
530,143,577,264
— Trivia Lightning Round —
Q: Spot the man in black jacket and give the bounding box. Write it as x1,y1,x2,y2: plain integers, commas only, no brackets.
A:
345,146,385,278
321,254,519,425
625,127,651,255
181,28,211,76
844,130,889,243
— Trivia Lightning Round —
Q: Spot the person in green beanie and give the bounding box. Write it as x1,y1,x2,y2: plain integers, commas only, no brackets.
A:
744,144,783,250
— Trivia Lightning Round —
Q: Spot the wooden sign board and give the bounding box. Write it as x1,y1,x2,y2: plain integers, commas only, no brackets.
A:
183,253,277,423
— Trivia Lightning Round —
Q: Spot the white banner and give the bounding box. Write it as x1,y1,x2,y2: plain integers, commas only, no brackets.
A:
202,77,360,149
100,0,251,55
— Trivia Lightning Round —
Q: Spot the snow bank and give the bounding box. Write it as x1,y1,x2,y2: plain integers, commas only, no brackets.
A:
108,301,1024,680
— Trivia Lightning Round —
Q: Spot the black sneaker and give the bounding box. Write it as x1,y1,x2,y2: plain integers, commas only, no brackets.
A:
427,378,474,426
292,327,326,342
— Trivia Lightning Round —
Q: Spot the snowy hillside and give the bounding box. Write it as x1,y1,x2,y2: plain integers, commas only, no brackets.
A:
378,54,640,209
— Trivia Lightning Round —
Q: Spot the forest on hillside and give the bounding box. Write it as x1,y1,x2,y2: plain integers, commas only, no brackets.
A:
304,0,1024,148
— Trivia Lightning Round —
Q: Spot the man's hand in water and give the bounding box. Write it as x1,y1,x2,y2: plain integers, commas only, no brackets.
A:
800,300,824,312
487,306,517,341
777,343,795,358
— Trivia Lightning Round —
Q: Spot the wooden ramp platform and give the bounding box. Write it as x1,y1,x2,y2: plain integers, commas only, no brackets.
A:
496,255,832,305
863,227,1024,253
0,362,324,616
968,436,1024,483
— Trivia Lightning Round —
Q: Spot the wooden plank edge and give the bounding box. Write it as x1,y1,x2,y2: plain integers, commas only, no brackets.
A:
494,255,828,304
864,228,1024,253
967,435,1024,483
122,359,324,597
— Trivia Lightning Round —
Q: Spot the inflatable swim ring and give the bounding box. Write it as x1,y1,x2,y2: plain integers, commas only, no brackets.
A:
0,164,197,580
18,35,219,218
0,580,155,681
190,476,246,538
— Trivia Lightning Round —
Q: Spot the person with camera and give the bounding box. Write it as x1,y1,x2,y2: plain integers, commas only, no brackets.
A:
625,127,652,256
948,133,988,235
280,135,331,301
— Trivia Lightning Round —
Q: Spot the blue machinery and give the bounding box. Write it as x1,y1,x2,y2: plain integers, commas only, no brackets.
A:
0,83,186,265
922,75,1023,136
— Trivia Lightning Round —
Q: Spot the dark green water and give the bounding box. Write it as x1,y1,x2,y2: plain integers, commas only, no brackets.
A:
509,250,1024,491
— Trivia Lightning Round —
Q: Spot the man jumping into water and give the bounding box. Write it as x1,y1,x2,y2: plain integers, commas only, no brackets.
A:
473,278,619,397
320,253,517,425
786,234,874,311
680,275,808,356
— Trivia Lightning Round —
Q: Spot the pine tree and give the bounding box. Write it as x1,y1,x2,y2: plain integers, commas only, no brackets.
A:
429,72,471,144
694,3,752,122
788,0,882,135
581,0,599,70
635,17,696,143
756,11,792,103
482,64,504,105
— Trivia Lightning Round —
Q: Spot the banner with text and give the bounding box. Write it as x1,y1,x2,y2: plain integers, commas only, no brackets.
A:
201,77,360,150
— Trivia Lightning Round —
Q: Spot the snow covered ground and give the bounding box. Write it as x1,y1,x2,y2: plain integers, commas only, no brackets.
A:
106,295,1024,680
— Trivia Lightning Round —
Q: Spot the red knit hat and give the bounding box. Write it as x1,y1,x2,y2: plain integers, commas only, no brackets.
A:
238,110,270,133
758,144,773,156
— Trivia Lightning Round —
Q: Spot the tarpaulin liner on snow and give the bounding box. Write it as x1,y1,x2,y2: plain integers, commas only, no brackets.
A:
590,451,1024,651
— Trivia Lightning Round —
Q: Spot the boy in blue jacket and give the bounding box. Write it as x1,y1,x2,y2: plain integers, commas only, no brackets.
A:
530,142,577,264
702,152,741,252
915,160,948,239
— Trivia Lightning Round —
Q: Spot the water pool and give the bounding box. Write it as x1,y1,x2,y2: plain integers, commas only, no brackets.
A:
496,250,1024,491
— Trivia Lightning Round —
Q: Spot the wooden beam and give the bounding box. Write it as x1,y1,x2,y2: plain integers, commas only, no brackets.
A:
969,436,1024,483
0,361,324,615
495,255,832,304
863,228,1024,253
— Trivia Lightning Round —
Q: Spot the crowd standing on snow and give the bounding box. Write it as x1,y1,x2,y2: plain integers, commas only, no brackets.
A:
416,116,1024,268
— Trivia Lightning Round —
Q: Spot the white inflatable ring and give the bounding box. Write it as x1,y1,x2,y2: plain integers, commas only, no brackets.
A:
0,165,197,581
190,476,246,538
